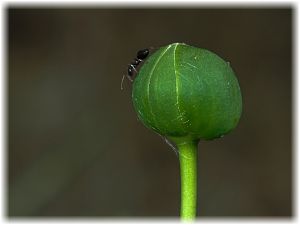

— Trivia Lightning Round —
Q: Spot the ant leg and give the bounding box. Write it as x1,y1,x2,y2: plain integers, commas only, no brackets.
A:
120,74,134,91
133,67,138,73
120,75,125,90
126,74,133,82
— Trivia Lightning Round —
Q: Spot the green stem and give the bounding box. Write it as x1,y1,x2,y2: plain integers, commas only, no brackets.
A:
177,141,198,221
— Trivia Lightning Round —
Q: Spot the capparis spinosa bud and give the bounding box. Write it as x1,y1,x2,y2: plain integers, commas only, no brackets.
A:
132,43,242,144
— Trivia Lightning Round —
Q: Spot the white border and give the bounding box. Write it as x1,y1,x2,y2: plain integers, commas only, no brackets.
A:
1,0,296,7
1,0,6,222
1,1,298,225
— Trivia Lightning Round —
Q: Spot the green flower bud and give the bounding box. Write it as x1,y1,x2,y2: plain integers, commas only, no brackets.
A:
132,43,242,143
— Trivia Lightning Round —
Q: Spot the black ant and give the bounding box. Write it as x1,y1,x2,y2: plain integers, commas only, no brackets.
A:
121,48,150,90
127,48,150,82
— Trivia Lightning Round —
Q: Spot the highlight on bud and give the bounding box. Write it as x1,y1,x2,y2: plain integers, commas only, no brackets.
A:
132,43,242,143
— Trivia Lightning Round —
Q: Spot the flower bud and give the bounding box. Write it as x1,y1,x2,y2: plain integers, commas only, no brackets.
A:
132,43,242,143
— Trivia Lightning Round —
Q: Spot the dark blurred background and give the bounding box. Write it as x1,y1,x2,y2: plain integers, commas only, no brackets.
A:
8,7,292,217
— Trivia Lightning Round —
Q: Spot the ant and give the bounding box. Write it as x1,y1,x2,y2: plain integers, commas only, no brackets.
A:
127,48,150,81
121,48,150,90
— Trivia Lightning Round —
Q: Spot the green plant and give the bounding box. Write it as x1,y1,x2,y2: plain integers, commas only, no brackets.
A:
131,43,242,221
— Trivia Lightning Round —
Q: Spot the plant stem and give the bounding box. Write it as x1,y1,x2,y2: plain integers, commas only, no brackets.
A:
178,141,198,221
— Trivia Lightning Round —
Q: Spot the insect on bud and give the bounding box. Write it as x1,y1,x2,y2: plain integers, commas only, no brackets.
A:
132,43,242,144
